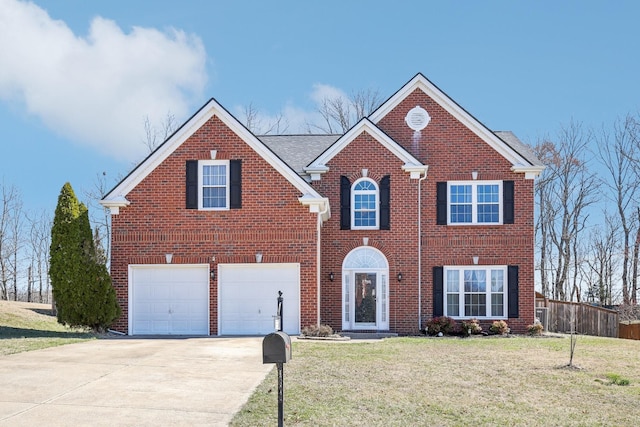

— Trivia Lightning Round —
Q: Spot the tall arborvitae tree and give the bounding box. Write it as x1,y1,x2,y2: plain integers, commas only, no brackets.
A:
49,183,119,331
50,183,81,322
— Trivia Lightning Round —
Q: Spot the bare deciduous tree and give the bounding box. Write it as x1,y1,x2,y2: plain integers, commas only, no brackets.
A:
84,172,113,266
535,122,599,301
143,112,178,153
0,182,22,300
241,103,289,135
307,88,383,133
597,114,640,305
26,209,51,303
584,214,618,305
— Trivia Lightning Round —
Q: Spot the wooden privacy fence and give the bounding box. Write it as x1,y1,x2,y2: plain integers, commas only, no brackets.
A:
544,300,619,338
619,323,640,340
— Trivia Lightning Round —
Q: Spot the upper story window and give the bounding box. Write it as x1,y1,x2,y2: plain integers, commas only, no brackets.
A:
186,159,242,211
352,178,379,229
448,181,502,225
444,266,507,319
199,160,229,210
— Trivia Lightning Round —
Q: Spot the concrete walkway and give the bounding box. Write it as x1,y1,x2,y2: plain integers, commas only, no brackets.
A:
0,337,272,426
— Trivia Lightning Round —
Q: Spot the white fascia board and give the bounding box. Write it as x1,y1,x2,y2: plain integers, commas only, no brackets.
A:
99,195,130,215
303,165,329,181
101,98,324,209
511,164,546,180
402,164,429,180
298,195,331,222
101,99,220,205
370,73,535,171
307,118,425,173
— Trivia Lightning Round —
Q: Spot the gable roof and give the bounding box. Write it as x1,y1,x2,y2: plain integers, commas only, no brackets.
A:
259,134,340,175
304,117,428,180
101,98,329,219
370,73,544,178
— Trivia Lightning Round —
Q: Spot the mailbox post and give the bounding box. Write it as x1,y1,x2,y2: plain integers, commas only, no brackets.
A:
273,290,283,331
262,331,291,427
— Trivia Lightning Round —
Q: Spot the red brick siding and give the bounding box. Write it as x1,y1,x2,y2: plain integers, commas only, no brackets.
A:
316,88,535,334
109,115,318,334
110,86,536,336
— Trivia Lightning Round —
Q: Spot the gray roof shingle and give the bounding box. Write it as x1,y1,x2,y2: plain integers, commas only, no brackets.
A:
258,134,340,174
494,131,544,167
258,131,543,174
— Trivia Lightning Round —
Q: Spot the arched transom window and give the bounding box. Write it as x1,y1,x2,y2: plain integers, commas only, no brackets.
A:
343,247,388,269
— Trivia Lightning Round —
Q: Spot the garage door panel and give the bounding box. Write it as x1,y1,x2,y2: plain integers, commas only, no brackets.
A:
219,264,300,335
130,265,209,335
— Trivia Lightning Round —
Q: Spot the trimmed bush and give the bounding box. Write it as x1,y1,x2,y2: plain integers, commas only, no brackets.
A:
461,318,482,336
425,316,457,336
489,320,509,335
527,321,544,336
301,324,334,337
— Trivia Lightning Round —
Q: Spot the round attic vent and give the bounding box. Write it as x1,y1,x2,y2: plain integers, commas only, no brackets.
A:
405,106,431,131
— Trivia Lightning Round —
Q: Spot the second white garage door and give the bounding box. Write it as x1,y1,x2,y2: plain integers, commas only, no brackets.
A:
218,263,300,335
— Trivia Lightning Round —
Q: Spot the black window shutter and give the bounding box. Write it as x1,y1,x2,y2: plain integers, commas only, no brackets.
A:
433,267,444,317
186,160,198,209
508,265,519,318
230,160,242,209
340,176,351,230
503,180,514,224
436,182,447,225
380,175,390,230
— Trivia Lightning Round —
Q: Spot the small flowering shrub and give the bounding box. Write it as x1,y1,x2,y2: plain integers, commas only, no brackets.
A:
489,320,509,335
425,316,457,336
461,318,482,336
301,324,334,337
527,321,544,336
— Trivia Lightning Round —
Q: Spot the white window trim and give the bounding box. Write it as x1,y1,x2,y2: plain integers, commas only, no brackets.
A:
443,265,508,319
447,180,503,225
351,177,379,230
198,160,230,210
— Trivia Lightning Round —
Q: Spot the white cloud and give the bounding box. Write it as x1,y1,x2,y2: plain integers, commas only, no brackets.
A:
0,0,207,162
309,83,348,106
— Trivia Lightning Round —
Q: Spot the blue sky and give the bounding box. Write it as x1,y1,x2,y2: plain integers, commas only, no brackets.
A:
1,0,639,216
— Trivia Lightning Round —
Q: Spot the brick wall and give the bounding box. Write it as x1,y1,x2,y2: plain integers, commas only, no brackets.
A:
316,88,535,334
109,115,319,334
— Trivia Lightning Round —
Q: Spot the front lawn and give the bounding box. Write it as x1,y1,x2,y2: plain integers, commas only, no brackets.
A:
0,300,95,355
232,335,640,426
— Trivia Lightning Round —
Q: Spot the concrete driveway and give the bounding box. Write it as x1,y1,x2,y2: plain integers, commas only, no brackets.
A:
0,337,272,427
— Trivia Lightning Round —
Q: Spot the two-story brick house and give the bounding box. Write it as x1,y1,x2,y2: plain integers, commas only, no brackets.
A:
101,73,543,336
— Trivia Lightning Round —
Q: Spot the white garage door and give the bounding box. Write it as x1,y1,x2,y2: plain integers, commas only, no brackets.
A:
129,265,209,335
218,263,300,335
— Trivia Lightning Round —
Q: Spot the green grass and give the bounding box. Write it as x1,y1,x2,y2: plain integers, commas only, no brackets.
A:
232,335,640,426
0,301,95,355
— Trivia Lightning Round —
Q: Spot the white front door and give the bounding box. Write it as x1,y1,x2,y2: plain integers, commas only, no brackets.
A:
342,247,389,331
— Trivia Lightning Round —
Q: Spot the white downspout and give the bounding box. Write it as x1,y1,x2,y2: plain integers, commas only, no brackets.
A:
316,203,330,326
417,171,428,331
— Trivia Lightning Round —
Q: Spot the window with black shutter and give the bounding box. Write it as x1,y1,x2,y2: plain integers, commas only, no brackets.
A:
186,160,198,209
508,265,519,318
229,160,242,209
340,176,351,230
380,175,390,230
503,180,514,224
433,266,444,317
